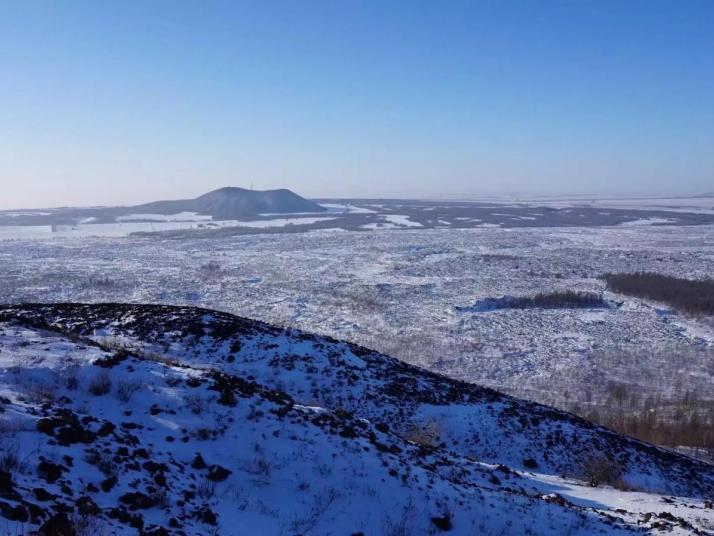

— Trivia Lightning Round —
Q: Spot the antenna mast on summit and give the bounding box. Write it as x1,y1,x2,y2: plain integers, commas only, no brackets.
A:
250,181,254,190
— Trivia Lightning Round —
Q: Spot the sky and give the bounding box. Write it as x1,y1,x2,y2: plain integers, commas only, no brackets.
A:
1,0,713,209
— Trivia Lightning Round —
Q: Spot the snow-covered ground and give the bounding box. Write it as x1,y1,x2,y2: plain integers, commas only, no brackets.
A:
0,304,712,534
1,224,712,395
0,216,340,239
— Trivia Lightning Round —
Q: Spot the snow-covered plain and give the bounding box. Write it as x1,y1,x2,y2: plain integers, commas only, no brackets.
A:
1,223,712,396
0,216,340,239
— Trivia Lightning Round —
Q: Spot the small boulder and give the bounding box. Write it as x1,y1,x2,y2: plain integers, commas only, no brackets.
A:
206,464,231,482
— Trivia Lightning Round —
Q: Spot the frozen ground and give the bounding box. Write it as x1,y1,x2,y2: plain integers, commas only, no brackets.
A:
0,303,712,534
0,223,712,402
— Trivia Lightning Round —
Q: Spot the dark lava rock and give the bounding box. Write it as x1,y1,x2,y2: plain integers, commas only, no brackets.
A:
193,506,218,525
206,464,231,482
76,496,100,516
39,512,77,535
191,453,207,470
523,458,538,469
37,410,96,445
0,502,28,523
120,491,156,510
142,461,168,474
108,506,145,529
0,470,16,499
133,448,149,459
33,488,55,501
101,476,118,492
96,421,116,437
431,514,454,531
38,460,64,484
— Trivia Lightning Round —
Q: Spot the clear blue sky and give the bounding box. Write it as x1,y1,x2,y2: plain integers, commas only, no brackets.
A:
1,0,713,208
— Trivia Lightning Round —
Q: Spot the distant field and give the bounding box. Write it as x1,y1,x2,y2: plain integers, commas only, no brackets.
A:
1,218,713,454
3,197,714,239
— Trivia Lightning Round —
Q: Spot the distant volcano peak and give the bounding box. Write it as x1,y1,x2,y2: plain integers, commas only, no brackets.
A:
132,186,324,219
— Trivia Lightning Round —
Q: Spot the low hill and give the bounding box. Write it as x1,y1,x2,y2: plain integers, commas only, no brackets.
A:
131,187,324,219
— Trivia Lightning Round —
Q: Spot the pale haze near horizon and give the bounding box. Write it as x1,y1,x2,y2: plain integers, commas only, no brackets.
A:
1,1,713,210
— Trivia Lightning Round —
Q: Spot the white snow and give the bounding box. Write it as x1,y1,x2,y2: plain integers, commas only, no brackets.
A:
383,214,423,227
116,212,213,222
619,217,677,226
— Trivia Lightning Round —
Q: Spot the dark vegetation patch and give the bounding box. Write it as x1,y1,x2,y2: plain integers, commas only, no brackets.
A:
459,291,607,312
582,393,714,453
604,272,714,316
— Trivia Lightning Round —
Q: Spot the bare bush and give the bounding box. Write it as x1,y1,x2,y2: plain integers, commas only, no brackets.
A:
85,449,116,477
581,454,627,489
24,382,57,404
403,419,442,449
288,487,340,535
74,512,110,536
94,336,130,351
382,496,417,536
0,442,24,473
196,478,216,499
0,418,36,437
184,392,205,415
88,371,112,396
243,443,271,476
115,379,141,403
143,351,179,367
60,361,81,390
151,487,170,508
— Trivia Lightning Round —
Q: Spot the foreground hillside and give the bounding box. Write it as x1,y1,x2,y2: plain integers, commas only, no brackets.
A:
0,304,712,535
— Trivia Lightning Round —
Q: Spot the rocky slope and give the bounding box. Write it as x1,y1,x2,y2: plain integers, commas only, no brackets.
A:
0,303,712,535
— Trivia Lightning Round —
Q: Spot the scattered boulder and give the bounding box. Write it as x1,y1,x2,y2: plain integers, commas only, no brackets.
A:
0,470,15,499
523,458,538,469
0,502,28,523
38,460,64,484
39,512,77,535
33,488,55,502
431,513,453,531
193,506,218,525
101,476,118,492
37,410,96,445
206,464,231,482
76,496,100,516
191,453,207,470
120,491,156,510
